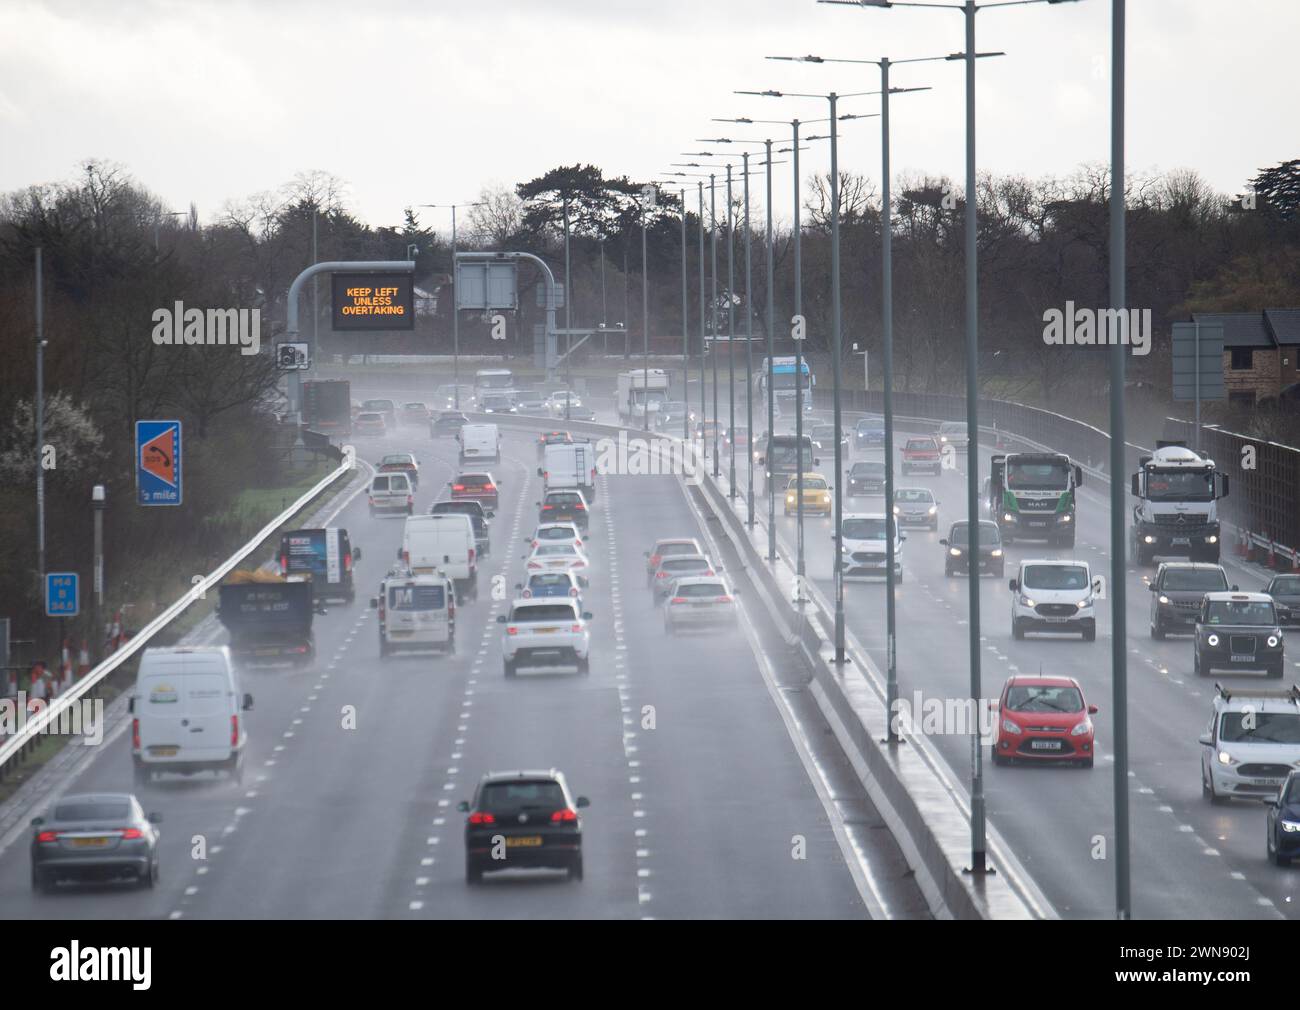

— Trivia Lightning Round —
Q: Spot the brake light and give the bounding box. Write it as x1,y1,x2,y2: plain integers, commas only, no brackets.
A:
706,569,715,576
575,503,586,510
717,595,733,603
468,548,475,564
551,809,578,823
120,828,144,840
573,560,586,567
531,540,539,548
132,718,140,751
402,550,409,565
344,552,353,573
231,715,239,747
670,597,687,604
528,562,542,569
407,496,414,506
523,589,533,598
279,554,288,575
656,571,667,578
506,626,518,635
542,504,554,511
452,484,465,492
650,554,661,567
468,812,496,825
574,539,582,548
36,831,59,843
569,588,578,597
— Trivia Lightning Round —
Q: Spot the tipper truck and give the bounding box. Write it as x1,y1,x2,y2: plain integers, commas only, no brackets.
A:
1130,441,1229,564
217,570,318,666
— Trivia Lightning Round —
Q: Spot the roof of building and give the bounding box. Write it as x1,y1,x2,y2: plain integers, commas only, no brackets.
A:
1189,309,1300,348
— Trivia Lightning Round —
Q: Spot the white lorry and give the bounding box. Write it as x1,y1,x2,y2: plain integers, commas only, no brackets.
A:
1130,441,1230,565
616,369,670,426
539,441,598,503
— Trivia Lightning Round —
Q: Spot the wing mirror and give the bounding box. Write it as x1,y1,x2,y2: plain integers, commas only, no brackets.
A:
242,693,254,711
582,612,594,620
1008,578,1019,591
369,597,379,609
457,800,470,812
576,796,591,808
352,547,362,561
1088,704,1099,715
939,539,949,546
496,615,507,624
1198,732,1212,747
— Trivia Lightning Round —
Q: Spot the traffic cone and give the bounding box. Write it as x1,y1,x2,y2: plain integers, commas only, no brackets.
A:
1234,527,1249,559
77,640,91,678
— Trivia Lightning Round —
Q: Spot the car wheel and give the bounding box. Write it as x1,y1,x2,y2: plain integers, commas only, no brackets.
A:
1151,620,1164,640
1268,660,1284,680
578,657,590,675
31,866,45,894
896,570,904,583
664,618,675,636
1193,650,1202,676
1203,766,1227,805
568,856,584,881
1012,620,1025,641
991,751,1007,767
466,859,483,885
133,761,149,789
1082,625,1096,642
379,637,389,657
141,859,158,889
944,566,953,578
1274,840,1291,867
1080,757,1094,769
503,659,516,678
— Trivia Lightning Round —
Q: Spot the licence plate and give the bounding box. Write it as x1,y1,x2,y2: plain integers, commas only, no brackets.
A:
1172,537,1191,546
534,628,558,634
1253,778,1284,787
71,837,109,847
1030,740,1062,750
1045,617,1069,623
255,647,280,656
150,746,179,757
1231,654,1254,663
506,836,542,848
1027,520,1047,527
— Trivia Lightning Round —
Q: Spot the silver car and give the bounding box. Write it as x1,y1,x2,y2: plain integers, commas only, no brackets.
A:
663,576,739,633
30,793,161,892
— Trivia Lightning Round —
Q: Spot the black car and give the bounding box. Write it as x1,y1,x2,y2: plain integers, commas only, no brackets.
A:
1266,770,1300,866
846,460,886,496
941,519,1004,577
1194,592,1285,678
1149,562,1234,639
31,793,161,892
460,770,590,883
431,412,469,437
1265,573,1300,627
538,489,589,530
430,499,492,557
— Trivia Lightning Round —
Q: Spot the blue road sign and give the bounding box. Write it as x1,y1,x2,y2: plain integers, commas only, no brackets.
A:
45,572,79,617
136,420,182,506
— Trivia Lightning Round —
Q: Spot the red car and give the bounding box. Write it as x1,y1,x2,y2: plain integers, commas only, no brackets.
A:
991,675,1098,768
901,436,942,476
451,472,500,511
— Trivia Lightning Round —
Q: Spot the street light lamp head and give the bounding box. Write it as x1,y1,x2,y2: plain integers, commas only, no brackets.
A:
92,484,105,504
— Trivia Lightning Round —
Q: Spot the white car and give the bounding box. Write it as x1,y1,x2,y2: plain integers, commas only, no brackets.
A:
663,576,739,634
499,598,592,675
1009,560,1099,641
524,542,590,576
1200,683,1300,803
530,522,586,553
650,555,718,604
839,514,904,581
548,390,583,415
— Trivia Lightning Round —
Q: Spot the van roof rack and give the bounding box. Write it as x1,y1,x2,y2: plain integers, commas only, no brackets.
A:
1214,682,1300,704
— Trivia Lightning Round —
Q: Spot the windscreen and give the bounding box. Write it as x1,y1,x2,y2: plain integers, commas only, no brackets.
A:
895,489,932,503
842,517,890,541
54,801,131,822
1271,576,1300,594
1005,686,1084,713
511,604,577,623
479,780,566,813
1204,600,1276,625
851,462,885,477
949,523,1000,546
1162,569,1228,592
1021,565,1088,591
1144,470,1214,502
1219,712,1300,744
1006,460,1070,490
769,441,814,468
388,584,446,610
475,371,513,389
674,582,727,598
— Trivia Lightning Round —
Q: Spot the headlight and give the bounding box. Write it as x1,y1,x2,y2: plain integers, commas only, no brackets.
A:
928,505,938,515
1077,597,1093,610
1143,535,1155,544
1281,821,1300,833
1071,719,1093,736
1268,636,1280,648
786,494,796,503
1060,514,1072,523
1217,750,1237,766
1207,535,1218,544
1019,595,1037,608
1003,513,1014,522
1207,633,1220,646
949,548,962,557
1158,595,1170,604
893,505,901,514
990,548,1003,557
1002,718,1022,735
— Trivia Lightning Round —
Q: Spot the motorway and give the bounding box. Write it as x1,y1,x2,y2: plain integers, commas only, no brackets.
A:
704,383,1300,920
0,403,929,920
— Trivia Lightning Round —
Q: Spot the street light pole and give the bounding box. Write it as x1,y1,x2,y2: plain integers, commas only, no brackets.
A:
792,121,805,589
725,163,737,496
681,189,690,442
710,176,720,477
743,153,755,527
764,140,777,560
698,182,707,453
828,92,846,663
420,202,486,410
642,189,651,433
1109,0,1131,922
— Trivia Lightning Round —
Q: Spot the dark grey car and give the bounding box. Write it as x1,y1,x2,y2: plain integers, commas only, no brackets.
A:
941,519,1004,577
30,793,160,892
1149,562,1233,639
846,460,886,496
1265,573,1300,627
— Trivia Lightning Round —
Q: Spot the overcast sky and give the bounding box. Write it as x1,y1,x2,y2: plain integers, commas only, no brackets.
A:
2,0,1293,233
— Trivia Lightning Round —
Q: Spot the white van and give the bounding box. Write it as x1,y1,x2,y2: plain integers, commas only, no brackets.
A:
130,646,253,786
459,423,500,464
371,572,456,656
540,442,598,503
402,514,478,602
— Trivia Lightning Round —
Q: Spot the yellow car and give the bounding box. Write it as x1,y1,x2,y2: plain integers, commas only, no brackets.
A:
784,474,832,516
